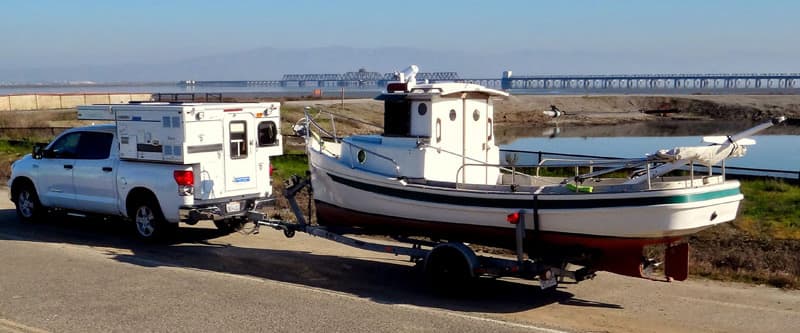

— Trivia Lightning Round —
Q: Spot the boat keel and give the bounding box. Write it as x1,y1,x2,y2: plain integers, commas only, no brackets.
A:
596,243,689,281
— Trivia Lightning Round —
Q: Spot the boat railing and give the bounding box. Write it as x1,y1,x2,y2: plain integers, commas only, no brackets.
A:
302,108,402,178
496,149,747,190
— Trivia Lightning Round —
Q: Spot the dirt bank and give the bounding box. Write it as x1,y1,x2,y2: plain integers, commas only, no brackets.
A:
289,94,800,129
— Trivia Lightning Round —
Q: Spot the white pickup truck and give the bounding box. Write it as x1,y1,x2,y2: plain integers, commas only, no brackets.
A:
7,102,282,240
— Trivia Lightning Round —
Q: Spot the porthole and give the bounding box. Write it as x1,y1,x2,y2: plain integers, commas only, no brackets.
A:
357,150,367,164
417,103,427,116
473,109,480,121
449,109,457,121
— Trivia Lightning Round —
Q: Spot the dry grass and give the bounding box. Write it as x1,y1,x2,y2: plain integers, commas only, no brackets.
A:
690,223,800,289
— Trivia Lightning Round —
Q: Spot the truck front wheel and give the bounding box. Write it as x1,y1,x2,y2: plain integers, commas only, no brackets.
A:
13,183,45,223
130,198,177,241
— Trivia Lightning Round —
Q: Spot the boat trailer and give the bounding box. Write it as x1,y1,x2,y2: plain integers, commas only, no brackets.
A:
246,175,598,290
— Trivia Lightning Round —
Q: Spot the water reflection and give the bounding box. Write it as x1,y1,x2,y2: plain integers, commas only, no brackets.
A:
497,119,800,144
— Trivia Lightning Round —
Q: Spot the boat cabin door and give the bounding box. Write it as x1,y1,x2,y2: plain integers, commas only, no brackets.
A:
462,97,493,184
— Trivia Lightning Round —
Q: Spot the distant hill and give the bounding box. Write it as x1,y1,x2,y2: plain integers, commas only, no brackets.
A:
2,46,797,83
0,46,511,83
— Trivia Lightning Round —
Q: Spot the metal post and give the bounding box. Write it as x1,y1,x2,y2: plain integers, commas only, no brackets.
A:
330,113,337,142
515,210,526,265
722,159,726,180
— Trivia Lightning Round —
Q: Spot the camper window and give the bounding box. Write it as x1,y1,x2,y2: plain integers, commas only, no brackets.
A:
229,121,248,159
258,121,278,146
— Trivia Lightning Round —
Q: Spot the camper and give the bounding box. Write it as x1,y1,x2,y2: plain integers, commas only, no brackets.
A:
8,102,282,240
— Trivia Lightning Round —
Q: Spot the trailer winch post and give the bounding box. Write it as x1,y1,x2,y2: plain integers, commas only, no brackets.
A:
284,175,311,226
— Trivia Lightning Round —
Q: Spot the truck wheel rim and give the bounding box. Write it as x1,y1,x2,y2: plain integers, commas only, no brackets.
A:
135,206,155,237
18,191,34,218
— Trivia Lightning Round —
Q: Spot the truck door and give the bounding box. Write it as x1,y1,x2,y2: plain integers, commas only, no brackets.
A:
223,114,259,195
72,131,118,215
36,131,79,209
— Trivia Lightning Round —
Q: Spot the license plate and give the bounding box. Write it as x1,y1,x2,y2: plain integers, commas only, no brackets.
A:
226,201,241,213
540,276,558,290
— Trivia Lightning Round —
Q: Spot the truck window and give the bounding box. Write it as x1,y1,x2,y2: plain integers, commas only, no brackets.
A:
257,121,278,147
46,132,81,158
77,132,114,159
230,121,248,159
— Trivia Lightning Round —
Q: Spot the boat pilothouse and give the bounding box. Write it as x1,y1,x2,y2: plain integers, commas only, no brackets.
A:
299,64,784,283
342,65,507,186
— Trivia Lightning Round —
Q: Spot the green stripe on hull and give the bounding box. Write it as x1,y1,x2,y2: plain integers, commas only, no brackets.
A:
327,173,741,210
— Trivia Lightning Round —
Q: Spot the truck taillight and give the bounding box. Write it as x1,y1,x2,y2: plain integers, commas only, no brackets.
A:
173,170,194,186
269,164,274,176
174,170,195,196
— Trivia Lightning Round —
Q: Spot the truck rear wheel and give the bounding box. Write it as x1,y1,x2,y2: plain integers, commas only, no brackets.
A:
130,198,177,241
13,183,45,223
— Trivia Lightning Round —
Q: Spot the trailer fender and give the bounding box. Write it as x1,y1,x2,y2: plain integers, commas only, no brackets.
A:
425,242,479,278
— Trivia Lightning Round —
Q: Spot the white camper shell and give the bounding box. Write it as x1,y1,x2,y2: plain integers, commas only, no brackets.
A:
77,102,283,201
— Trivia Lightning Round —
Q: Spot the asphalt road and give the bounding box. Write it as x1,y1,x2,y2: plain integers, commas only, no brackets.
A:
1,186,799,333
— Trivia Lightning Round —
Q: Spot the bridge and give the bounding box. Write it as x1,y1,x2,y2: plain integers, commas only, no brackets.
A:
179,70,800,91
500,72,800,90
180,69,460,88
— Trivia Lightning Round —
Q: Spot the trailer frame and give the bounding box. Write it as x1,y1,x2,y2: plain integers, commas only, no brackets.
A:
246,175,597,290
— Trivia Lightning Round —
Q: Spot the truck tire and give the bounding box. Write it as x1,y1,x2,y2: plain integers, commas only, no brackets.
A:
130,198,177,241
13,182,45,223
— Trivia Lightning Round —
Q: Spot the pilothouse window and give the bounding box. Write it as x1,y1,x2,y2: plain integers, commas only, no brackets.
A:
417,103,427,116
383,99,411,137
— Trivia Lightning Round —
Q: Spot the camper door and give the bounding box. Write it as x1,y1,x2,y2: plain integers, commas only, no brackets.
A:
223,113,259,194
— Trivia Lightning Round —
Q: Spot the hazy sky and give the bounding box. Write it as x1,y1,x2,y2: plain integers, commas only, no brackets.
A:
2,0,799,76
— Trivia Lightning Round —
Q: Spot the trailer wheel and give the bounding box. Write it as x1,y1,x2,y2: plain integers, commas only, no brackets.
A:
129,197,176,241
12,181,45,223
425,245,474,293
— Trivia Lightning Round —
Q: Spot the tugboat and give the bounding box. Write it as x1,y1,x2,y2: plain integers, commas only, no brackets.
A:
298,65,783,280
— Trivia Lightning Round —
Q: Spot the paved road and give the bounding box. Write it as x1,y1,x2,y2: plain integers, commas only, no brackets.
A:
1,186,799,332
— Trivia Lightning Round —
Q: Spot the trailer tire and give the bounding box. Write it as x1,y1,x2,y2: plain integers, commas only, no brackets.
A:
129,196,176,241
425,245,474,293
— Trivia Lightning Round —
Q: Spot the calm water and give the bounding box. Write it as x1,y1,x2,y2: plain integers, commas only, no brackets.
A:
501,120,800,172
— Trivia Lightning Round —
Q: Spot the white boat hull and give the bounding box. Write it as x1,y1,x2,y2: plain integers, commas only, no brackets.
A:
309,148,743,251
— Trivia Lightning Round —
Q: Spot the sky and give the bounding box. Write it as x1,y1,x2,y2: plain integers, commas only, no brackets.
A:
1,0,799,80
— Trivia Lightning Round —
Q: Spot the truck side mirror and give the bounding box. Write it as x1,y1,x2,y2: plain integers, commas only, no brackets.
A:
32,143,47,160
